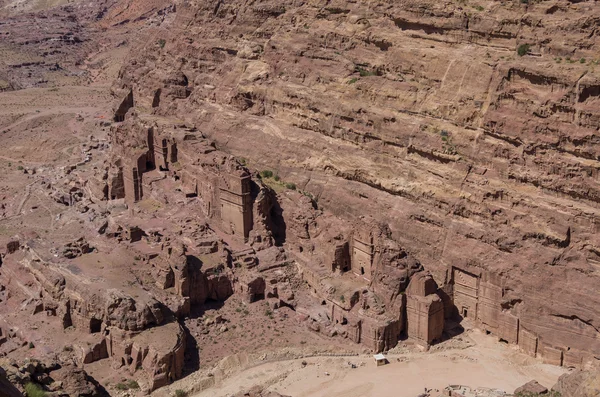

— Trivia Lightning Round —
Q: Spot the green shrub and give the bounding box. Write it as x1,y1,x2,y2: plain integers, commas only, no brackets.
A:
474,5,484,11
175,390,188,397
302,191,315,201
25,383,46,397
348,78,358,84
273,175,280,181
260,170,273,178
158,39,166,48
520,0,529,4
285,182,296,190
517,44,530,56
28,342,35,349
358,67,377,77
115,383,128,391
127,380,139,389
580,58,586,64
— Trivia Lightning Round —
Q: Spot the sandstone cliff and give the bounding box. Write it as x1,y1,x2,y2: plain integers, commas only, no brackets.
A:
553,369,600,397
114,0,600,367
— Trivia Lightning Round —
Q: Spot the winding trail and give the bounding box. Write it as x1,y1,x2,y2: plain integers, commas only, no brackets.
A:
14,182,35,217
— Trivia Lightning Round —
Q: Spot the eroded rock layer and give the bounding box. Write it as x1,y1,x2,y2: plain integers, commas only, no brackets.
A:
1,0,600,393
114,0,600,369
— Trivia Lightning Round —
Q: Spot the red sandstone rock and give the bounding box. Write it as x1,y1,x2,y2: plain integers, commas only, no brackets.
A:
552,370,600,397
514,380,548,395
0,367,22,397
1,0,600,393
49,364,104,397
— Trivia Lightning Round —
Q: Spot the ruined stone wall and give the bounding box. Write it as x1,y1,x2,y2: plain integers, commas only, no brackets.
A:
406,296,444,345
406,273,444,345
108,119,255,239
450,265,595,369
218,173,253,238
113,90,134,122
452,267,480,321
351,232,373,280
353,314,402,353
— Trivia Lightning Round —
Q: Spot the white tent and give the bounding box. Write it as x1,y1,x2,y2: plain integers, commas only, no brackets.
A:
373,353,388,366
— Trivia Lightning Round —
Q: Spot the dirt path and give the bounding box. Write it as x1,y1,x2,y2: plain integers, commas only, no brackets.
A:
15,183,34,216
182,329,567,397
0,155,44,165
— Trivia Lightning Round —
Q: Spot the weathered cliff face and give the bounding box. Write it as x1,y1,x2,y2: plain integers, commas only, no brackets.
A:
0,0,174,90
0,243,190,390
0,367,22,397
553,369,600,397
115,0,600,367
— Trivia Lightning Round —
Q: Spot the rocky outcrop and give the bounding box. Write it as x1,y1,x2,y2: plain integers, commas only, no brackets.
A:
113,0,600,367
60,238,93,259
49,364,106,397
552,370,600,397
514,380,548,396
233,387,290,397
0,358,105,397
0,367,22,397
126,322,186,391
2,0,600,394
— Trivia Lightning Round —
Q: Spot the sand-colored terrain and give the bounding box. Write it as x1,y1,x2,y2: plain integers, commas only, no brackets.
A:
153,326,567,397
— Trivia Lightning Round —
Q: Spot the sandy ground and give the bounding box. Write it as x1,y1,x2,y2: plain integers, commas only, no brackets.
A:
180,327,567,397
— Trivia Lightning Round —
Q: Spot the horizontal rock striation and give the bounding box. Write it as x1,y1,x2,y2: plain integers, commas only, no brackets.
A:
114,0,600,368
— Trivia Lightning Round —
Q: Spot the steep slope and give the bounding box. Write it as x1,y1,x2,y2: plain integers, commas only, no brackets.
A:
115,0,600,368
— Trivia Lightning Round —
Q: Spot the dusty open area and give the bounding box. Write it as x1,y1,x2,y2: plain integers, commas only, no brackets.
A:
1,0,600,397
159,328,566,397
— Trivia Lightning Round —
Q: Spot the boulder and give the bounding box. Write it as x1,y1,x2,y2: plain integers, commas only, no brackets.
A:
552,370,600,397
50,364,104,397
515,380,548,395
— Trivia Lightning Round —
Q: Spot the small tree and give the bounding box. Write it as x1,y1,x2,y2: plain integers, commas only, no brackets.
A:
115,383,128,391
517,44,530,56
127,380,139,389
260,170,273,178
25,383,46,397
